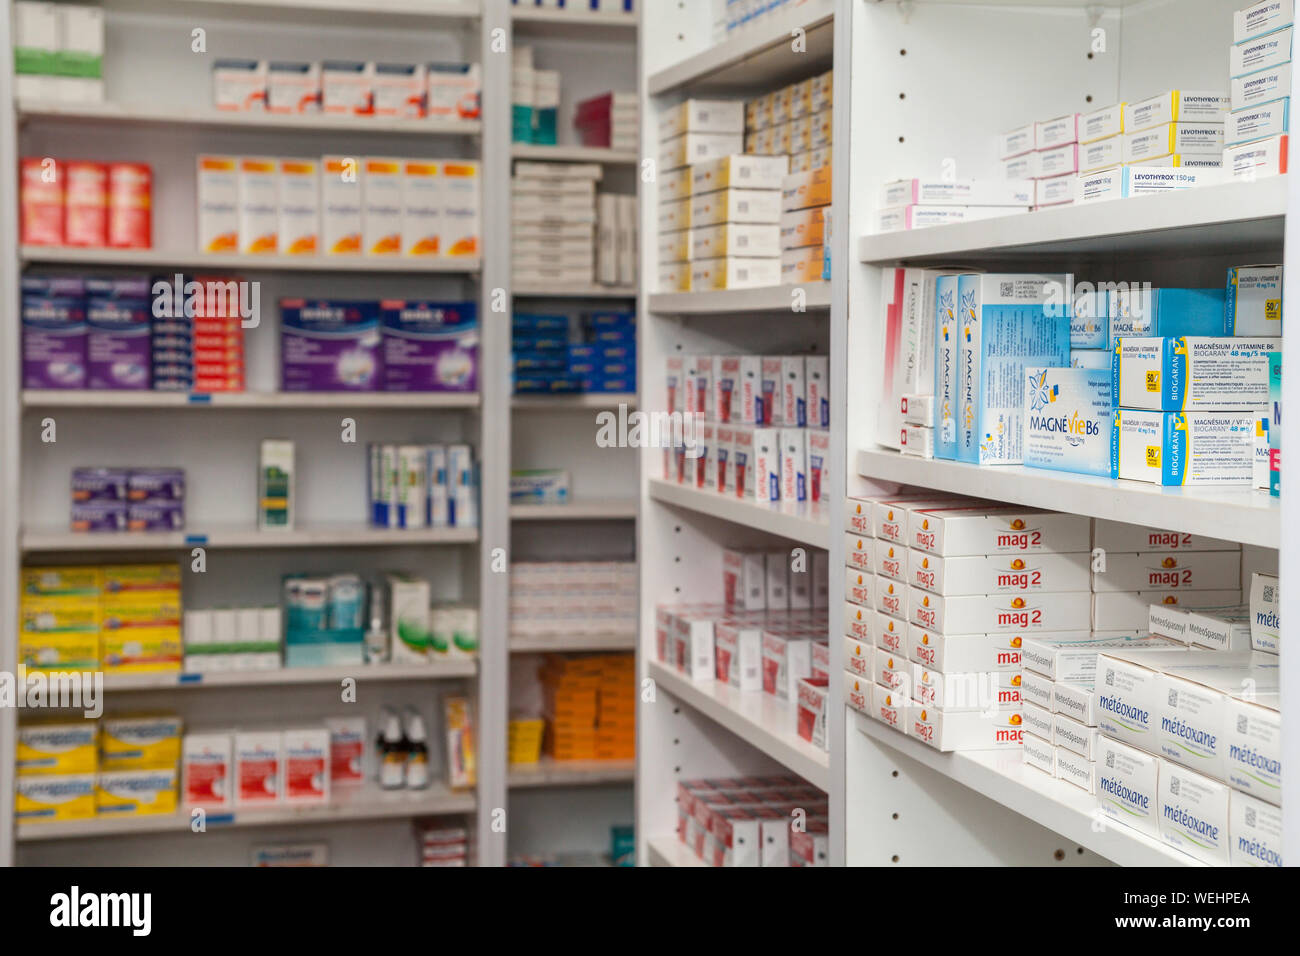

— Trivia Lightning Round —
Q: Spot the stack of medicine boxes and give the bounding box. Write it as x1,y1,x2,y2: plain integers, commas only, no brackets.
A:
1092,645,1281,865
512,161,601,287
689,153,787,291
1000,112,1085,209
1111,283,1278,486
743,70,833,175
1226,1,1293,179
510,46,559,145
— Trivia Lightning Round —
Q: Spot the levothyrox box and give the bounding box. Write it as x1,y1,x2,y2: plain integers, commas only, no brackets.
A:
1022,366,1113,477
1113,336,1278,411
1123,90,1230,132
956,274,1071,464
1121,122,1224,163
1232,25,1294,78
1230,791,1283,866
1235,0,1295,42
908,549,1091,595
1225,265,1283,336
1109,286,1225,344
878,178,1033,207
1112,410,1258,485
1232,62,1292,110
1094,550,1242,593
1096,736,1160,838
1223,133,1290,180
1226,99,1290,145
1224,691,1281,803
1079,102,1125,143
1159,761,1230,865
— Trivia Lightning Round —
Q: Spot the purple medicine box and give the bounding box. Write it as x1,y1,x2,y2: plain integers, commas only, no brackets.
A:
280,299,381,392
380,300,478,392
71,501,128,532
22,292,87,389
72,467,129,502
87,279,152,389
128,468,185,502
127,500,185,531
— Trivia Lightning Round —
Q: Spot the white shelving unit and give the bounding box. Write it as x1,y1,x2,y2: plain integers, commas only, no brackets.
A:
636,0,845,866
841,0,1296,868
501,4,642,860
0,0,510,868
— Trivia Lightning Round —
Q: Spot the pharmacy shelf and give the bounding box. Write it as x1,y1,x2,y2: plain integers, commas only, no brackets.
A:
21,524,479,553
649,660,830,790
646,834,708,867
511,5,638,38
510,499,637,521
105,0,482,27
16,783,476,843
17,100,482,136
511,144,638,165
101,660,477,692
511,392,635,411
507,758,635,789
856,448,1280,549
23,390,480,410
857,177,1287,264
646,0,834,96
648,478,828,548
20,246,480,274
649,282,831,315
512,282,638,298
509,631,636,653
852,713,1200,868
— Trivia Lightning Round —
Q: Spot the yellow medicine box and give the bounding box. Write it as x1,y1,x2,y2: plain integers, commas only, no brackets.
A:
101,594,183,630
101,563,181,594
17,721,98,775
21,566,101,598
100,629,183,673
19,633,100,672
100,714,184,770
16,773,97,822
20,596,100,635
95,768,179,816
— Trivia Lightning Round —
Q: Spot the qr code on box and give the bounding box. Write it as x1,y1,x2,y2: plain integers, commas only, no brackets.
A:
1000,282,1014,296
1264,584,1276,603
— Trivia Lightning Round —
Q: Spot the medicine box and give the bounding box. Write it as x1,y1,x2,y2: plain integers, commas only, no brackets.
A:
1113,409,1258,485
1226,99,1290,145
1021,633,1180,683
909,704,1024,751
1022,732,1055,775
908,504,1091,556
1230,791,1283,866
1022,365,1113,478
1224,133,1290,180
182,732,233,807
1235,0,1295,43
1123,90,1230,132
17,721,97,775
1225,265,1283,336
1055,747,1096,793
1113,336,1278,411
691,257,781,291
692,154,788,193
1122,123,1224,163
1096,736,1160,839
1158,761,1230,865
1079,102,1125,143
197,155,239,254
1094,550,1241,593
955,273,1071,464
1181,605,1252,651
908,627,1025,673
782,165,831,211
1231,25,1293,77
998,124,1035,159
1231,62,1292,110
1250,571,1280,653
16,773,96,821
908,549,1091,595
1036,113,1079,149
1109,286,1225,343
267,61,320,114
96,767,178,816
100,715,183,770
321,156,362,255
878,178,1032,207
234,731,282,806
909,588,1091,633
1224,692,1281,803
659,132,744,170
658,99,744,138
690,188,782,226
910,665,1018,711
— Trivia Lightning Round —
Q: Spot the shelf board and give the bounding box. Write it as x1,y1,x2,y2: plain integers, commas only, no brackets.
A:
853,713,1200,867
507,758,635,789
647,834,708,866
21,524,479,553
510,499,637,521
102,0,481,27
857,448,1280,549
649,660,830,790
511,144,638,164
649,282,830,315
17,783,475,842
23,390,480,410
508,631,636,653
17,100,481,136
511,5,638,41
21,246,480,273
102,660,476,691
648,478,828,548
646,0,834,96
511,392,636,411
857,177,1287,264
513,282,638,298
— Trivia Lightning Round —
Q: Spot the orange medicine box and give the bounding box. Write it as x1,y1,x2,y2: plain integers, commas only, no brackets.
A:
107,162,152,249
